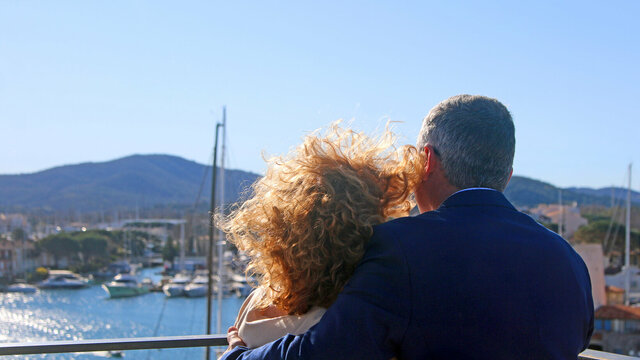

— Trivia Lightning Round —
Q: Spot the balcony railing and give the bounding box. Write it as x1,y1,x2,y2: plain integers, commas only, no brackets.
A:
0,335,633,359
0,334,227,356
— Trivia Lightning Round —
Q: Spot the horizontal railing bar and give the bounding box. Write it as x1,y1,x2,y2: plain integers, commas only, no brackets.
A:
579,349,638,360
0,334,228,355
0,337,631,359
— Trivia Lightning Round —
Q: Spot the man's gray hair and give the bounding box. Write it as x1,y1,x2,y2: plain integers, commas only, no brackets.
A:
417,95,515,191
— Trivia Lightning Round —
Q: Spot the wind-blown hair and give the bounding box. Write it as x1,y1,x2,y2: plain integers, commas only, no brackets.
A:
219,123,423,315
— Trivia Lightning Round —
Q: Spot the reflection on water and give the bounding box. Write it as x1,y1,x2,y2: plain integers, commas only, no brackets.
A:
0,268,244,359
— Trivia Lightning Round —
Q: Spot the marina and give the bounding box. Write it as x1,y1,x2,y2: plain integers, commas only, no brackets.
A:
0,267,245,359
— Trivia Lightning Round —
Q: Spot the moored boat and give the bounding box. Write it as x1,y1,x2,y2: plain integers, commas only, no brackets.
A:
38,270,89,289
93,261,132,280
231,281,251,298
230,273,252,297
162,273,191,297
102,274,150,298
184,274,209,298
6,283,38,293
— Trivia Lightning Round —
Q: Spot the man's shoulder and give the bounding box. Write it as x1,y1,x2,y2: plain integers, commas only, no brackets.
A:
371,204,566,255
375,210,446,232
367,212,451,257
372,206,487,239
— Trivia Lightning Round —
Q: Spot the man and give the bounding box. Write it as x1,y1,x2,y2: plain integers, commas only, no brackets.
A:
222,95,594,359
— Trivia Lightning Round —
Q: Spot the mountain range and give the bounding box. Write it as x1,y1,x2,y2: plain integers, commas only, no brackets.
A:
0,154,638,212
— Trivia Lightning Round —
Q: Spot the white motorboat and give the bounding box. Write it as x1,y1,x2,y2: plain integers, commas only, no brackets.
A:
184,274,209,298
102,274,150,298
162,273,191,297
231,281,252,298
38,270,89,289
6,283,37,293
230,273,252,297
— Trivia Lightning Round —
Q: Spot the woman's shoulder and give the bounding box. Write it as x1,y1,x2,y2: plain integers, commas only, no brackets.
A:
236,287,327,348
234,287,264,327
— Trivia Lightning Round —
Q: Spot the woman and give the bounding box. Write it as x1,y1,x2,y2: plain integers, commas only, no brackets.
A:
219,123,423,348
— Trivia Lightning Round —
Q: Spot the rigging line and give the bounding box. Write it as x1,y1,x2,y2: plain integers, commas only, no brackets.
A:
604,173,629,254
604,203,620,254
146,296,169,360
189,295,198,333
194,153,214,211
604,189,623,253
185,299,198,360
224,130,238,172
188,152,214,254
609,205,626,259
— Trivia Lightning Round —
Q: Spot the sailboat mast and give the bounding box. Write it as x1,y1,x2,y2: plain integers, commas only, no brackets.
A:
179,222,185,271
206,121,222,360
558,189,564,238
216,106,227,335
124,229,128,263
625,163,632,305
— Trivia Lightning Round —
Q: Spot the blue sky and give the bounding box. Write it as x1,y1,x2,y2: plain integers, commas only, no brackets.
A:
1,1,638,189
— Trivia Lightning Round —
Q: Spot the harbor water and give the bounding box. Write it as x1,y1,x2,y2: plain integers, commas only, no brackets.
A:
0,267,245,359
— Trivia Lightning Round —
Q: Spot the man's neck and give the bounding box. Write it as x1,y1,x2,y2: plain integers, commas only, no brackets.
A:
417,181,459,213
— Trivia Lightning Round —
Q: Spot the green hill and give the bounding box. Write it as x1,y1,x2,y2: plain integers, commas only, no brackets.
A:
504,176,640,208
0,154,259,212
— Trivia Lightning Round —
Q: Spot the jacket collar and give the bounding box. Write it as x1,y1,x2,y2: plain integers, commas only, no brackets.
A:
438,188,516,211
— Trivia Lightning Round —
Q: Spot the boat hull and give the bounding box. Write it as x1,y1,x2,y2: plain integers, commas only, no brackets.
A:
184,285,208,297
162,284,185,297
38,282,88,289
102,284,149,298
6,284,38,293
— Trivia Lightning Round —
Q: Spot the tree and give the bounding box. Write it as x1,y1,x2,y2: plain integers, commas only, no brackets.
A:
77,235,108,264
38,234,80,268
574,219,640,255
11,228,26,242
541,222,559,233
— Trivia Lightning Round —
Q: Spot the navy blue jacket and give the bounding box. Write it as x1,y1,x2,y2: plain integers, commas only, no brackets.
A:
222,189,594,359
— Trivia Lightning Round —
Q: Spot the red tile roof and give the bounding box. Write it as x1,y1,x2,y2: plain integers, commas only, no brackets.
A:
605,285,625,293
596,305,640,320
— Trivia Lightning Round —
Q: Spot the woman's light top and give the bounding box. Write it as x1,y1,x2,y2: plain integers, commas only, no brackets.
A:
234,286,326,349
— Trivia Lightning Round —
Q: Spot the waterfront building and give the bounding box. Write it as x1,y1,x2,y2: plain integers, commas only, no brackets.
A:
0,237,42,278
606,286,625,306
0,213,30,235
528,203,588,239
0,238,14,278
575,244,607,308
591,305,640,355
606,266,640,303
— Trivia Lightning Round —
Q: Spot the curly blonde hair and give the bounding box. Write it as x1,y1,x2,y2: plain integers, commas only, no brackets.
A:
219,123,424,315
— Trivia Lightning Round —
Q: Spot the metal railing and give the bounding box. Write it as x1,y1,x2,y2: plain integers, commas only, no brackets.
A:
580,350,639,360
0,334,227,356
0,335,634,359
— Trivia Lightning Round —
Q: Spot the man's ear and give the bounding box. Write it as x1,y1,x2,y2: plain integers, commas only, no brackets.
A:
506,168,513,185
422,145,438,180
